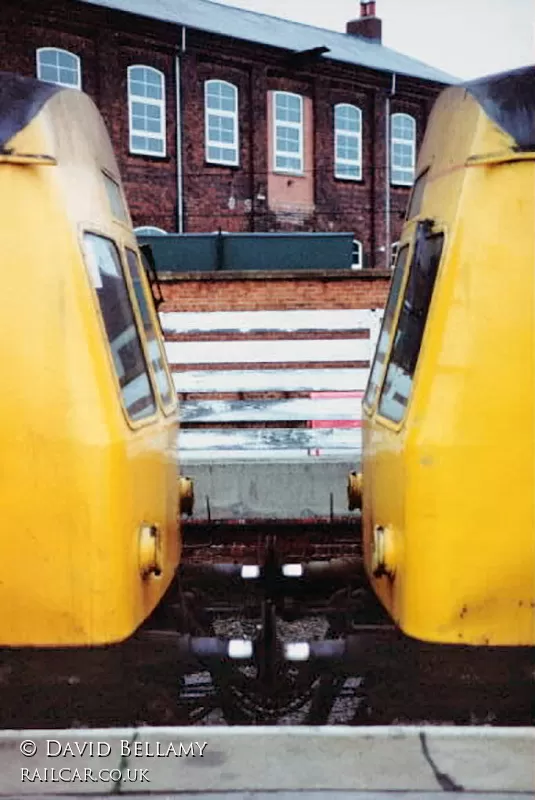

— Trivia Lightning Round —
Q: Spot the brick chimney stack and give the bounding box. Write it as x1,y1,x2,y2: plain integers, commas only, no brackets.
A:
346,1,382,44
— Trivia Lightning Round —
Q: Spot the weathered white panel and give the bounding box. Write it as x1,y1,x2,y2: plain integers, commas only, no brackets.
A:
173,368,369,393
165,338,371,365
181,397,362,422
161,308,381,333
178,427,362,451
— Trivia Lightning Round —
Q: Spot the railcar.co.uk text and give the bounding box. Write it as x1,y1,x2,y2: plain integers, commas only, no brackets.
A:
19,739,208,783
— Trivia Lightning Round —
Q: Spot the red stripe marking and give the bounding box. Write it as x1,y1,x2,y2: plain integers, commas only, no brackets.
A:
309,419,362,429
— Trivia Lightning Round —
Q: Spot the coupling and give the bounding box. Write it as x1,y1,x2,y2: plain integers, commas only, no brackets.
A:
347,471,363,511
178,476,194,516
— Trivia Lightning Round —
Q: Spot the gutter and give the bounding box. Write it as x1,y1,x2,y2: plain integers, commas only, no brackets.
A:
175,25,186,233
384,71,396,270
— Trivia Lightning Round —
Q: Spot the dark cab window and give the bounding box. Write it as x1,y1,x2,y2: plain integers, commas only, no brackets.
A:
378,220,444,423
405,168,428,221
363,245,409,409
125,248,175,407
103,172,128,222
84,233,156,421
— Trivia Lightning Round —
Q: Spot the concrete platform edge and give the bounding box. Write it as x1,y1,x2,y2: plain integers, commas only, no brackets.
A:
0,725,533,795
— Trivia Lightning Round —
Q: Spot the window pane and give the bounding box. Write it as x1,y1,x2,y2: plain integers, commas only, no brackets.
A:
130,100,164,153
40,65,58,82
38,49,80,88
207,81,236,112
364,245,409,408
208,115,235,145
275,93,301,123
146,82,162,100
58,51,74,68
126,249,174,407
147,138,164,153
207,145,237,162
378,226,444,422
103,173,128,222
130,80,145,97
392,114,415,140
392,167,414,184
83,234,156,421
129,68,163,100
276,154,301,171
337,162,359,178
205,83,238,162
40,50,58,66
147,117,161,133
128,67,165,155
58,67,77,85
276,124,300,153
336,105,360,131
146,69,162,87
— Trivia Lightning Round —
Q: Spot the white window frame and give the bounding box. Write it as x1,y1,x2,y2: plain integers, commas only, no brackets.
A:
128,65,166,157
134,226,167,235
391,240,400,268
391,112,416,186
273,91,304,175
351,239,363,270
334,103,362,181
204,80,239,166
36,47,81,89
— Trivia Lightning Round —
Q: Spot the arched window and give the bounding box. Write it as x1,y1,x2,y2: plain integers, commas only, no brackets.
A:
134,226,167,236
273,91,303,174
334,103,362,180
205,80,239,166
36,48,81,89
128,66,166,156
391,113,416,185
351,239,363,270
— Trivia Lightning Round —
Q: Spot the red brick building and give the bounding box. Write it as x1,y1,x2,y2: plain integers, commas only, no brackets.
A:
2,0,454,269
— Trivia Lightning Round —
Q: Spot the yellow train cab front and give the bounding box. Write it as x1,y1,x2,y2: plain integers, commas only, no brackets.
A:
360,66,535,647
0,72,181,647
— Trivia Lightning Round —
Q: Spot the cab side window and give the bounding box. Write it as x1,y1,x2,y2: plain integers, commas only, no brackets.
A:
125,248,175,408
84,233,156,421
378,222,444,423
363,245,409,409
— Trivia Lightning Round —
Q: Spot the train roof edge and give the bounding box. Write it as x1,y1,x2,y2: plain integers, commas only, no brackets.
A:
0,71,64,150
459,64,535,150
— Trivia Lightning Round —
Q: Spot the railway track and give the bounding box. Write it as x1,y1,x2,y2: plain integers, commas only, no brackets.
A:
0,521,532,730
0,616,532,729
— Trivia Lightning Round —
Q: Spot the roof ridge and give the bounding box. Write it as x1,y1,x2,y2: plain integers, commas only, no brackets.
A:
78,0,458,83
200,0,366,40
199,0,459,80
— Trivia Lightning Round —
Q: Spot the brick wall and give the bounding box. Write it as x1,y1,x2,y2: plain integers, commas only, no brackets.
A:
161,270,391,312
2,0,444,268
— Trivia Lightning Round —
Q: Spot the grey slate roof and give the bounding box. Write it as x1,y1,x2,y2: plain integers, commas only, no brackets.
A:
79,0,458,84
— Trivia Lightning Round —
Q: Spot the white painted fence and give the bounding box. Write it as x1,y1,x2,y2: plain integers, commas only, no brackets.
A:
162,308,383,461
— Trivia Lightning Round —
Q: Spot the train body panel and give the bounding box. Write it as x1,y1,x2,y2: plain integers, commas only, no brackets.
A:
361,69,535,646
0,75,180,646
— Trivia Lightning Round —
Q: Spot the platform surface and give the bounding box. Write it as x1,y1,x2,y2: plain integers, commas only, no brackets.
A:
2,725,534,796
180,458,358,518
